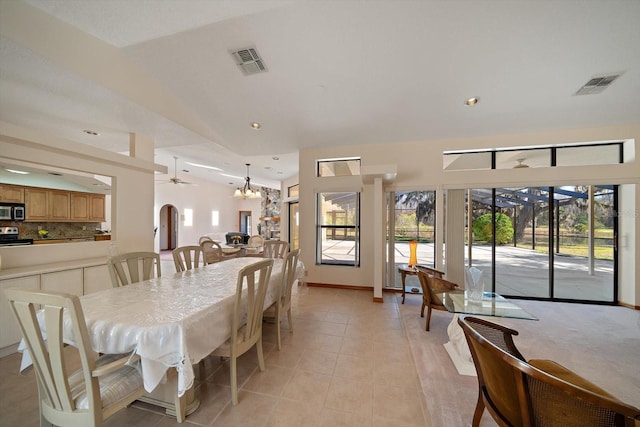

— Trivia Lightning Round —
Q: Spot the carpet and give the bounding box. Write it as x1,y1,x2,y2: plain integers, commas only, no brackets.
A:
399,293,640,426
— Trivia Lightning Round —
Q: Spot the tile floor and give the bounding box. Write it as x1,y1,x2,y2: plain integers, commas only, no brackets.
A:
0,284,430,427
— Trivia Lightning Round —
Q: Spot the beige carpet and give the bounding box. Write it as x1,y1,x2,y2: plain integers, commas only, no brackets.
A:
398,293,640,427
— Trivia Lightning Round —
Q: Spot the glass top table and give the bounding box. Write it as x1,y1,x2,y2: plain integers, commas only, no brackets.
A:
435,290,538,320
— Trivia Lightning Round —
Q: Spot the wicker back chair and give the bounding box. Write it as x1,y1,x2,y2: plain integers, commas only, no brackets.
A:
415,265,457,331
458,316,640,427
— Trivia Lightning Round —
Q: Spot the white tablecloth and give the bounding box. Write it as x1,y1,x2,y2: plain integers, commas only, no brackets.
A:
19,256,304,397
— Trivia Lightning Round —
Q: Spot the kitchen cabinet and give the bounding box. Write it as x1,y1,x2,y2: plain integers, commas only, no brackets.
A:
89,194,106,221
25,187,49,220
0,184,24,203
70,192,90,220
23,186,105,222
41,269,83,296
0,257,107,356
83,264,111,294
0,275,40,352
49,190,70,220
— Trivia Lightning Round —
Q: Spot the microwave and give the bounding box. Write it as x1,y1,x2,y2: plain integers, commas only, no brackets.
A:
0,203,26,221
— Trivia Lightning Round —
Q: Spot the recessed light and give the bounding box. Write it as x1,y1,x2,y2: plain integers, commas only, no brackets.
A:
83,130,99,136
272,156,279,161
5,168,29,175
48,172,63,176
465,97,479,106
250,122,261,130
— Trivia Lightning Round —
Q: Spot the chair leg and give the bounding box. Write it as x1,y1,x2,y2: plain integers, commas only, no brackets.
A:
287,308,293,334
230,356,238,405
257,335,266,371
472,392,485,427
275,305,282,350
420,301,426,317
425,306,432,331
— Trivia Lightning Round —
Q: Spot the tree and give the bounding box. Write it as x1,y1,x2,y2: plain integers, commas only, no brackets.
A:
473,213,514,244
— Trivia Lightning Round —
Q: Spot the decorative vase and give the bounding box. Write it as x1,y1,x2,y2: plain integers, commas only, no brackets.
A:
408,241,418,268
465,267,484,303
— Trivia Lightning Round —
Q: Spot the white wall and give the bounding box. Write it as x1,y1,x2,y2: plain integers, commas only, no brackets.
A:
300,124,640,307
154,174,261,249
0,122,163,268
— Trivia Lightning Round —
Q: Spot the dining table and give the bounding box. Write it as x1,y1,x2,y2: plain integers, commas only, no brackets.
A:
18,256,304,422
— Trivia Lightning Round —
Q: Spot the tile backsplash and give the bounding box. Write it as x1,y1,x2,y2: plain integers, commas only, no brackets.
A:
0,221,104,239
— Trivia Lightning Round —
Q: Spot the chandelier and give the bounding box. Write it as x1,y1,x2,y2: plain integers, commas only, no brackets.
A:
233,163,262,199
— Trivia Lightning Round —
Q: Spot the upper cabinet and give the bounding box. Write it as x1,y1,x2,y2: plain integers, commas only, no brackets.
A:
70,193,105,222
89,194,105,222
25,188,49,220
22,186,105,222
0,184,25,203
49,190,70,220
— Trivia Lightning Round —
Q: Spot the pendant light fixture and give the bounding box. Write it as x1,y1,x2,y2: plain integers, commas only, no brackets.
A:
233,163,262,199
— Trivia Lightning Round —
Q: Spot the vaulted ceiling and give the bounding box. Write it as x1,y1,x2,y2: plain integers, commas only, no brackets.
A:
1,0,639,189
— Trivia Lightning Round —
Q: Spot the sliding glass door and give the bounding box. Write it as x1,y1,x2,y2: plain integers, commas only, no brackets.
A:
387,191,436,288
465,185,617,303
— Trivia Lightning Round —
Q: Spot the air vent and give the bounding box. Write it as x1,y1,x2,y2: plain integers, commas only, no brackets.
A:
231,47,267,75
575,73,622,95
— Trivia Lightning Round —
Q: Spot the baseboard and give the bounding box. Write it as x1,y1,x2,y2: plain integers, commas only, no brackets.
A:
372,297,383,303
618,301,640,310
306,282,372,291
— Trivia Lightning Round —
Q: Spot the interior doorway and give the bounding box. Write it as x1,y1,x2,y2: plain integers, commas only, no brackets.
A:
159,204,178,250
239,210,252,234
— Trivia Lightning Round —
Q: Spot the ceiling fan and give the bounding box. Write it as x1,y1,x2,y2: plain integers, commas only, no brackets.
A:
157,156,195,185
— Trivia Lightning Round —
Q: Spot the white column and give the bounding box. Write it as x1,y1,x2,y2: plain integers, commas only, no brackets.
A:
373,177,384,301
435,188,445,271
445,189,466,286
588,185,595,275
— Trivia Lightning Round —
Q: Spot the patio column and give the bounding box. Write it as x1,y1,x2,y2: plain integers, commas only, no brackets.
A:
588,185,595,275
446,189,466,286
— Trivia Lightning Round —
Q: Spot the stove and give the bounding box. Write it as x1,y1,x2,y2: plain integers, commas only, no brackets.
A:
0,226,34,246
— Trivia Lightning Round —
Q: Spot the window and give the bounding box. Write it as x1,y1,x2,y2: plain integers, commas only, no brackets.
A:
444,142,623,170
317,158,361,177
183,208,193,226
211,210,219,226
288,184,299,198
317,192,360,266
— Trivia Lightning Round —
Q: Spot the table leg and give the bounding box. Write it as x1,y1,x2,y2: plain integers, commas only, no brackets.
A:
138,369,200,423
401,271,407,304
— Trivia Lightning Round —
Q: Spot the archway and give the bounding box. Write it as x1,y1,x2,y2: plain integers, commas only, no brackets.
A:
159,204,178,250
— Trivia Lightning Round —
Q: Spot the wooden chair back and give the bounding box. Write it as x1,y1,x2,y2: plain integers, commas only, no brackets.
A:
5,288,145,426
200,240,224,264
108,251,161,287
458,316,640,427
263,240,289,259
172,245,204,272
212,258,274,405
415,265,457,331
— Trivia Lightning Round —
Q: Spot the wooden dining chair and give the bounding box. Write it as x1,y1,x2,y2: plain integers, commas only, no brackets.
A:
264,248,301,350
198,235,214,245
107,251,161,287
211,258,274,405
415,265,457,331
458,316,640,427
263,240,289,259
172,245,204,272
200,240,225,264
5,288,145,427
245,235,265,255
